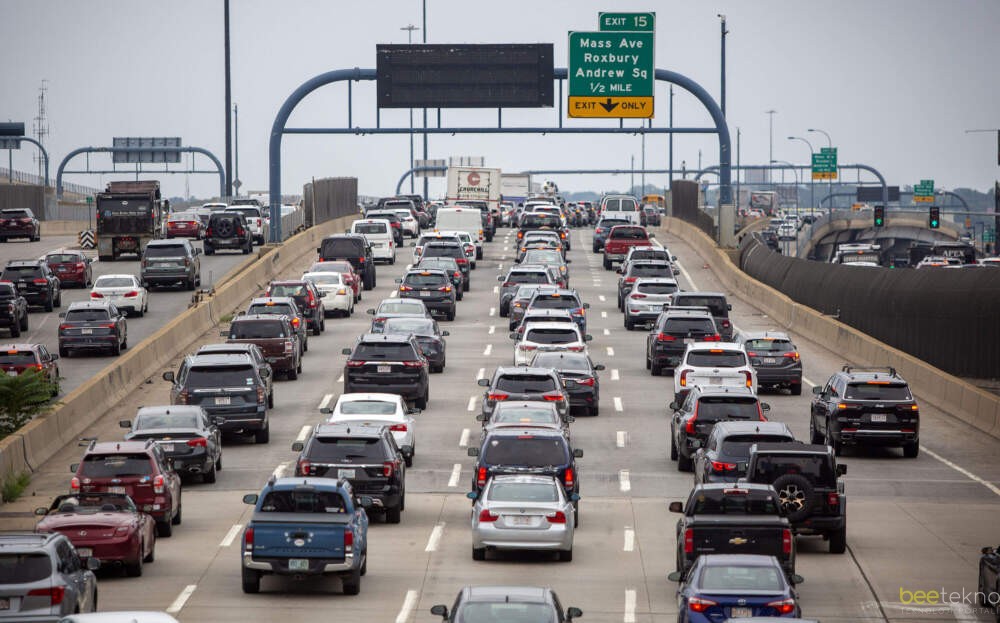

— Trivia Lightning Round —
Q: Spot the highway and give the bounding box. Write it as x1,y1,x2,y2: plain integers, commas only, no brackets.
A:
0,235,255,396
3,224,999,622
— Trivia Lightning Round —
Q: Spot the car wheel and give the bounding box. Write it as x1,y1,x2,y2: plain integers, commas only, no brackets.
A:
267,391,274,409
255,421,270,444
385,503,402,524
446,309,455,321
651,361,662,376
829,525,847,554
825,420,843,456
603,257,611,270
10,322,19,338
186,275,195,291
302,336,308,353
624,317,634,331
296,356,303,374
677,451,693,472
342,568,362,595
203,460,217,483
59,346,68,358
670,432,678,460
111,340,121,357
589,405,599,417
124,552,143,577
472,546,486,561
558,548,573,562
54,291,62,308
241,567,261,594
415,389,428,410
44,296,53,312
312,324,321,336
772,474,814,522
903,442,919,458
790,383,802,396
809,417,823,444
19,314,28,331
404,454,413,467
172,500,182,525
499,302,509,317
143,535,155,562
156,520,172,538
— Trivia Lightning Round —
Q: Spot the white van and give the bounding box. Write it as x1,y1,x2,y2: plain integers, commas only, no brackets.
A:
350,218,396,264
435,207,485,259
600,195,641,225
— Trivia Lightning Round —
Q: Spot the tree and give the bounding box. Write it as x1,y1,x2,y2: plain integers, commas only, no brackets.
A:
0,370,59,439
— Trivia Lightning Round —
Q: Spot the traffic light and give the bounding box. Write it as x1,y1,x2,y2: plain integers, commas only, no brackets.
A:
929,206,940,229
873,205,885,227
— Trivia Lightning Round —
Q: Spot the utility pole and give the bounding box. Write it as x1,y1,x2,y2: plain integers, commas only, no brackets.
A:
401,24,420,194
765,110,777,183
668,85,674,186
233,103,240,198
224,0,233,198
735,128,741,211
422,0,428,202
717,14,727,117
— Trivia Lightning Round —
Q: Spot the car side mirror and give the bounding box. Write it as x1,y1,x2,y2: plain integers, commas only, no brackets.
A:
667,571,683,582
668,500,687,513
70,463,79,473
790,574,805,585
982,546,996,555
582,302,590,309
584,334,593,341
242,494,259,505
394,278,402,283
341,348,352,355
508,332,518,340
50,354,59,361
761,403,771,412
477,378,490,387
118,420,131,429
86,557,101,571
34,507,48,516
668,401,679,411
475,413,486,422
727,304,733,310
316,247,321,253
467,447,479,457
836,464,848,477
291,442,304,452
672,255,678,261
430,605,448,618
615,267,623,274
465,491,478,501
365,309,375,315
58,312,66,318
565,259,572,264
812,385,823,395
496,275,504,281
566,607,583,620
593,364,605,371
573,448,584,458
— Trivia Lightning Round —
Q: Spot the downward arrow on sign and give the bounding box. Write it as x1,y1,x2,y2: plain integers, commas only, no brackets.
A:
600,98,619,113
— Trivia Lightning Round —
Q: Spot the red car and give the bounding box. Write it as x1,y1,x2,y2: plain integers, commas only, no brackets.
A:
307,260,362,302
0,343,60,396
35,492,156,577
165,212,205,239
44,249,93,288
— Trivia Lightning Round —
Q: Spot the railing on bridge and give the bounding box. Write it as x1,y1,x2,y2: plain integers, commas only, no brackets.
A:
0,166,99,197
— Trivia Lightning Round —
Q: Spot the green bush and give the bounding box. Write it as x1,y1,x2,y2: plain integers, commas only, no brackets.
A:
0,369,59,440
1,471,30,503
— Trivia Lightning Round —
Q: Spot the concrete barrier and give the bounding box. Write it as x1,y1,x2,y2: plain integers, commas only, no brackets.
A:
0,215,357,491
662,216,1000,441
41,220,90,237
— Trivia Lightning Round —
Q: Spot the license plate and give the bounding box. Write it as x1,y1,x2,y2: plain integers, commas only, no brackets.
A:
106,486,126,494
683,338,693,344
5,370,16,377
763,357,777,364
215,396,231,405
509,515,532,526
77,548,93,558
288,558,309,571
337,468,355,479
156,262,174,267
731,607,752,617
81,328,93,335
710,376,722,384
160,443,174,452
420,290,431,297
377,365,391,373
870,413,887,423
0,597,9,610
57,267,67,271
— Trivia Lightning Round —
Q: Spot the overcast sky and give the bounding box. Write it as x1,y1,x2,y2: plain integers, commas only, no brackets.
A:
3,0,999,201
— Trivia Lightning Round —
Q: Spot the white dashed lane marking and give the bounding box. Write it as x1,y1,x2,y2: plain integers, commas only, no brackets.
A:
467,396,477,412
623,527,635,552
611,369,620,381
424,524,445,552
458,428,470,447
447,464,462,488
619,470,631,492
624,588,637,622
396,590,420,623
606,347,615,356
219,524,242,548
614,397,623,412
483,344,492,356
166,585,197,614
616,431,628,448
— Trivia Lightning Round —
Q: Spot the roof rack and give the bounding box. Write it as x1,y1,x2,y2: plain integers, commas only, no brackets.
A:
841,365,897,377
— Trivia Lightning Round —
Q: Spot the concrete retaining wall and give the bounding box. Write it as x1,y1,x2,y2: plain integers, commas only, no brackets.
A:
662,216,1000,441
41,220,90,237
0,215,357,492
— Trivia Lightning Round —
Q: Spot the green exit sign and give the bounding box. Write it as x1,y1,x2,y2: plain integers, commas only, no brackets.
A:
599,12,655,32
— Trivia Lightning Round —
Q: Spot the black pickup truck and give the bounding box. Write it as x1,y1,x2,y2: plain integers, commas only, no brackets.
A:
670,482,795,578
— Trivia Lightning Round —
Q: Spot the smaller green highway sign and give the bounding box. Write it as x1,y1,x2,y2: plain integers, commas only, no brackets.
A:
811,147,838,180
598,12,655,32
914,179,935,203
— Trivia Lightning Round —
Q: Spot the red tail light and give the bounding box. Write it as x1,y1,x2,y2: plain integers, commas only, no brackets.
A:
383,461,396,478
686,402,699,434
519,345,537,351
575,376,595,387
595,227,603,234
656,333,675,342
236,228,245,236
27,586,65,606
346,360,365,367
625,277,637,283
743,370,753,388
543,393,564,402
478,509,498,522
70,476,80,491
546,511,567,524
153,474,165,494
477,466,487,488
307,291,317,308
783,351,800,361
358,257,365,263
402,360,425,368
455,258,468,265
186,437,208,448
343,528,353,552
90,292,104,298
124,290,139,298
389,423,408,432
33,364,44,371
454,271,462,279
767,598,796,615
399,285,413,292
488,392,509,401
101,323,116,330
284,340,295,353
297,458,311,475
683,528,694,553
688,596,716,613
291,317,300,327
33,278,47,285
703,334,722,342
177,389,189,404
679,370,689,387
711,460,736,471
563,467,574,488
747,351,758,357
630,293,647,299
782,528,793,554
243,526,254,549
438,285,452,292
566,345,585,352
827,491,840,507
75,262,85,269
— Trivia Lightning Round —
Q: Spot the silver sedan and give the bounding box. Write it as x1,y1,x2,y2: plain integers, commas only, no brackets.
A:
468,474,576,562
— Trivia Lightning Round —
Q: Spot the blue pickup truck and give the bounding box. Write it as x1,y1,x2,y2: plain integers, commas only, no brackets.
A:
240,477,370,595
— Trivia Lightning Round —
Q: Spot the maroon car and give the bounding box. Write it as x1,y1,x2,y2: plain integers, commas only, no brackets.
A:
165,211,205,239
0,208,40,242
44,249,93,288
0,342,60,396
35,492,156,577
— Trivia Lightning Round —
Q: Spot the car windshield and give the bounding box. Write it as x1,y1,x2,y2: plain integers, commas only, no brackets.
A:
404,273,448,286
630,264,671,276
355,223,387,234
80,453,153,477
145,245,187,258
531,296,579,310
338,400,397,416
64,309,111,322
0,554,51,583
609,227,646,240
0,351,36,365
248,304,296,317
309,262,351,273
689,491,780,514
185,366,256,387
674,296,727,317
52,493,136,513
743,338,794,353
418,259,458,273
268,284,307,298
521,215,560,228
488,481,560,503
492,406,559,425
135,412,201,429
599,219,630,229
532,354,589,371
636,282,676,295
686,350,747,367
306,437,383,462
2,266,41,278
383,318,435,336
0,210,31,218
46,254,80,263
377,301,426,315
525,328,578,344
495,374,557,393
663,318,716,334
94,277,135,288
422,245,462,258
752,454,835,483
522,251,562,264
320,240,363,256
482,437,567,466
698,564,784,592
719,436,795,460
844,382,912,400
631,250,668,261
513,285,542,300
304,272,343,285
508,272,550,284
695,397,760,421
227,207,260,218
230,320,286,339
353,343,418,360
259,490,345,513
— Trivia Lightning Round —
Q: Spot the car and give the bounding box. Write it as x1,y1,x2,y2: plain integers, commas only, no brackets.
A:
264,279,326,335
477,366,569,421
321,392,418,466
437,229,477,268
670,292,734,341
498,265,558,316
119,405,223,484
34,493,156,577
476,401,570,441
224,205,269,245
640,205,661,226
506,284,548,330
58,301,128,357
0,342,60,395
521,249,570,285
90,274,149,317
0,208,41,242
195,342,274,404
518,232,566,260
668,554,802,621
617,260,673,310
645,307,720,376
669,385,769,472
978,545,1000,619
292,423,406,523
420,241,471,290
809,365,919,457
164,211,205,239
240,477,370,594
381,316,449,373
350,218,396,264
317,234,377,290
468,475,577,562
70,439,182,537
735,331,803,395
0,281,29,337
341,333,430,408
777,224,797,241
623,244,675,266
525,288,588,333
364,209,405,245
516,211,563,244
673,342,757,406
162,353,271,443
602,225,652,270
744,442,848,553
44,249,92,288
415,256,465,298
591,216,631,252
391,208,421,238
203,211,253,255
693,421,796,484
511,309,581,340
224,314,300,383
430,586,583,622
530,351,604,417
365,297,430,333
302,271,354,316
0,532,99,619
514,321,591,367
623,277,678,330
395,268,457,320
306,260,363,302
245,296,309,353
1,260,61,311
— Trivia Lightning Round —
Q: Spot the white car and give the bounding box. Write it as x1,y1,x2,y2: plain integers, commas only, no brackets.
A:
90,274,148,317
437,229,477,268
350,218,396,263
392,209,420,238
623,277,679,330
673,342,757,403
513,321,590,366
321,392,417,466
302,271,354,317
776,224,797,241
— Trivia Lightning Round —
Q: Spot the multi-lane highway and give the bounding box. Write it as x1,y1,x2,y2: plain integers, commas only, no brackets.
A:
4,223,999,622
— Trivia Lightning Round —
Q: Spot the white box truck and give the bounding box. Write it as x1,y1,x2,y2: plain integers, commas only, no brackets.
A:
446,167,501,212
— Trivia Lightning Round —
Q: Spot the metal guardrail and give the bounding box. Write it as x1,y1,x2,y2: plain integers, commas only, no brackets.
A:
0,166,99,196
279,207,305,240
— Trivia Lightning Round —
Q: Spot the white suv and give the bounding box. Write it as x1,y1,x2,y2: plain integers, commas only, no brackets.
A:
673,342,757,404
513,321,591,366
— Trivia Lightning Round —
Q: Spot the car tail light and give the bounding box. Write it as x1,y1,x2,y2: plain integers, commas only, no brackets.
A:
543,392,564,402
625,277,637,283
767,598,796,615
343,528,353,553
595,227,603,234
27,586,65,606
517,231,524,239
746,351,758,357
837,402,848,410
743,371,753,388
75,262,85,270
114,526,130,536
346,360,365,367
153,474,165,494
243,526,254,549
402,360,425,368
383,460,397,477
399,285,413,292
683,528,694,554
782,528,793,554
687,596,716,613
90,292,104,298
307,291,317,308
567,345,585,352
563,467,574,488
296,458,311,475
575,376,595,387
478,509,498,522
477,466,487,488
438,285,452,292
284,340,295,353
33,278,47,285
336,288,347,295
186,437,208,448
656,333,675,342
358,257,365,263
70,476,80,491
711,461,736,471
236,227,245,236
679,370,689,387
827,492,840,507
630,293,647,299
686,402,699,434
454,271,462,279
33,364,44,371
124,290,139,298
703,334,722,342
488,392,509,401
519,344,537,351
455,258,468,265
783,351,800,361
386,423,408,433
256,385,266,404
291,317,300,328
546,511,567,524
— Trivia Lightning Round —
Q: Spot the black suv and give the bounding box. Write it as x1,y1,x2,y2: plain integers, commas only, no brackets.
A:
477,366,569,421
671,292,734,341
163,353,270,443
204,211,253,255
669,385,769,472
735,331,803,395
58,301,128,357
517,212,562,243
645,307,719,375
809,365,919,457
1,260,61,311
498,265,556,316
420,242,470,290
342,333,430,408
317,234,376,290
140,239,202,290
744,442,848,554
195,343,274,407
0,281,29,336
395,268,457,321
292,423,406,523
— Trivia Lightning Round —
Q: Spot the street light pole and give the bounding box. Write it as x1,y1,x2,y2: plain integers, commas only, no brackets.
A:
401,24,420,194
233,103,239,198
765,110,777,183
668,85,674,186
788,136,814,216
717,14,728,117
422,0,428,202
